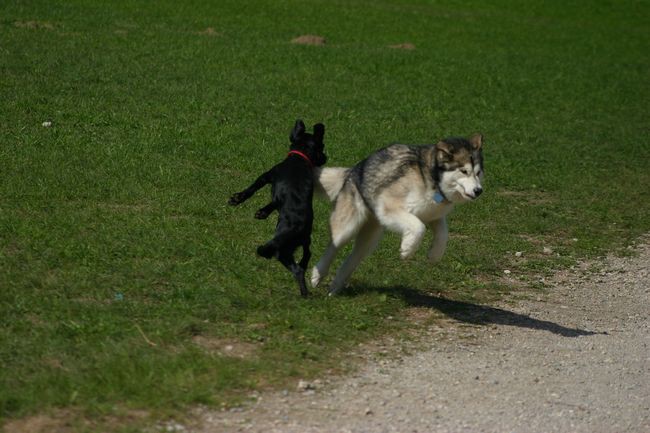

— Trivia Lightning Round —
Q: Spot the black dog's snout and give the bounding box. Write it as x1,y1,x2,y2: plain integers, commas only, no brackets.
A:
473,187,483,197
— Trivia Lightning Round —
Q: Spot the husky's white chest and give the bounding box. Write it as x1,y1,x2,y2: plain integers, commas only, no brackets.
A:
408,191,454,223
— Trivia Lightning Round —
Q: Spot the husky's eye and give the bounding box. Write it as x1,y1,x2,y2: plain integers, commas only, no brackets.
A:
460,168,469,175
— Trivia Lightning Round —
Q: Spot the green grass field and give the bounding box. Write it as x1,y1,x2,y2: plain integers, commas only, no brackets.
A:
1,0,648,431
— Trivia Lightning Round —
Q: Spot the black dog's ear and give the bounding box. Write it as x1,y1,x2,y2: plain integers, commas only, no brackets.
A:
313,123,325,141
290,119,306,143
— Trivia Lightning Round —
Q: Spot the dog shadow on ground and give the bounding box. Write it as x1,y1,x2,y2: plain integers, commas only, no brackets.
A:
354,285,601,337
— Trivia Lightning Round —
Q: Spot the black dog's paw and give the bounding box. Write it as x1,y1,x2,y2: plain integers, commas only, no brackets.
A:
257,244,275,259
228,192,245,206
254,209,270,220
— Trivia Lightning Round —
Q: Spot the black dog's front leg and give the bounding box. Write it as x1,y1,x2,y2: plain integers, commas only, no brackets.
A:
228,171,273,206
255,202,277,219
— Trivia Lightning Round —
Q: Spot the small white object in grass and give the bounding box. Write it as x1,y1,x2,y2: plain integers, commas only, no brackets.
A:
515,251,523,257
297,379,315,391
503,269,511,275
543,246,553,255
42,121,52,127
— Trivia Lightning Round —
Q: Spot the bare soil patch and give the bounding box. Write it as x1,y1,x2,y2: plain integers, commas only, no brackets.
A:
3,411,74,433
291,35,326,46
197,27,221,36
388,43,415,50
192,336,258,359
14,21,54,30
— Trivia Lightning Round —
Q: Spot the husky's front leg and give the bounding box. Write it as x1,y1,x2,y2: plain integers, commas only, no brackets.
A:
379,210,426,260
427,217,448,263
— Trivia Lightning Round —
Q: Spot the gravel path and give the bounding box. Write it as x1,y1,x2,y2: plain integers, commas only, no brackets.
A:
193,238,650,433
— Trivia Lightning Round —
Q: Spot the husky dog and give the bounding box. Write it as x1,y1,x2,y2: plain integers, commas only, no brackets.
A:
229,120,327,297
311,134,484,295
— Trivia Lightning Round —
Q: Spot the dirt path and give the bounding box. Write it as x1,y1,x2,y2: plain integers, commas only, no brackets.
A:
192,239,650,433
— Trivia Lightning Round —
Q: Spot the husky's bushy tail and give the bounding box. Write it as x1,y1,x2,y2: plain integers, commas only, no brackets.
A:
314,167,349,202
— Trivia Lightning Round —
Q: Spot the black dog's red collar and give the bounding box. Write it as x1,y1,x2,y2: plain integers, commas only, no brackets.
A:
287,150,313,168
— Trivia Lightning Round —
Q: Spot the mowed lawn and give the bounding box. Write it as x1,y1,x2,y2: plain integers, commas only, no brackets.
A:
1,0,648,430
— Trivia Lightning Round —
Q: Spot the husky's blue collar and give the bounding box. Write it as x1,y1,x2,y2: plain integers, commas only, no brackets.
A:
431,159,448,203
434,188,450,204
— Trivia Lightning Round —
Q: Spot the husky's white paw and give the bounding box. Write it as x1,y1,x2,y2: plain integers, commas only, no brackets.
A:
310,267,322,288
399,226,425,260
400,247,417,260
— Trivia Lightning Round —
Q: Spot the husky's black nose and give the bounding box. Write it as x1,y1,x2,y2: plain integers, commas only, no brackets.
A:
473,187,483,197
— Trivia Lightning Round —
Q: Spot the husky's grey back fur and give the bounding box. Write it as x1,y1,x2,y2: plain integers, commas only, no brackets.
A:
312,134,484,295
349,144,432,208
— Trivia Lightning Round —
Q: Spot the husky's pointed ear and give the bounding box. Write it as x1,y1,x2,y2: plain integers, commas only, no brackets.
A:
436,140,453,163
290,119,306,143
313,123,325,141
469,133,483,150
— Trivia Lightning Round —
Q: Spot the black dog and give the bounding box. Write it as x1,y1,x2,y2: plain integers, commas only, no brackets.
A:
228,120,327,297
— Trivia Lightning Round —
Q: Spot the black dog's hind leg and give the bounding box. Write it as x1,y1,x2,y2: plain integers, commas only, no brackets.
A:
255,202,277,220
256,240,277,259
298,241,311,271
256,230,295,259
228,171,273,205
257,232,310,297
278,249,309,297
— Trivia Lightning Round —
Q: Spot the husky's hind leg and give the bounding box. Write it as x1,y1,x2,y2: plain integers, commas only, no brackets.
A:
311,242,336,288
311,189,366,288
329,218,383,295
